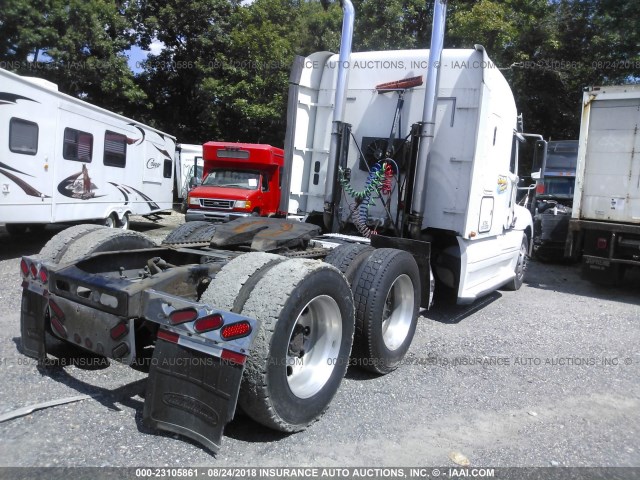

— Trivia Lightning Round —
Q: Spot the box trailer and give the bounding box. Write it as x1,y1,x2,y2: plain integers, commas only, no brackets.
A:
18,0,544,452
565,85,640,283
0,68,176,233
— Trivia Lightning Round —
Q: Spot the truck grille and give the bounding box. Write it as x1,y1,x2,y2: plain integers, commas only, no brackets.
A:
201,199,234,209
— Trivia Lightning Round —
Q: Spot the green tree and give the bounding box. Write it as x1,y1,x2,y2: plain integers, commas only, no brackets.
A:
134,0,237,141
208,0,305,145
0,0,145,114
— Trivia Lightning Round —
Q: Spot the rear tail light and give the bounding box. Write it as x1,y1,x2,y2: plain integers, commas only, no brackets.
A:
220,321,251,340
157,329,180,344
38,266,48,283
29,263,38,279
597,237,608,249
194,313,224,333
169,308,198,325
50,316,68,339
110,322,128,340
535,183,545,194
221,349,247,365
48,299,67,338
20,259,29,278
48,299,65,320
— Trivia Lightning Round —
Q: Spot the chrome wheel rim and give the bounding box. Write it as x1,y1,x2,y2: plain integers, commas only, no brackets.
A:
516,241,527,281
286,295,342,399
104,215,116,228
382,274,414,351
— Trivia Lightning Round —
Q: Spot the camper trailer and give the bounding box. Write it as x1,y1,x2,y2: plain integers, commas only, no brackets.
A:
0,68,176,233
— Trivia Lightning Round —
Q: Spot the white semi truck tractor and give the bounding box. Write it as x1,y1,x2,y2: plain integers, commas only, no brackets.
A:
18,0,542,451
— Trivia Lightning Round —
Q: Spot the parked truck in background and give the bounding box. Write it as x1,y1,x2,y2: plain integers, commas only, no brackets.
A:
175,143,203,212
530,140,578,261
18,0,545,452
565,85,640,284
185,142,285,222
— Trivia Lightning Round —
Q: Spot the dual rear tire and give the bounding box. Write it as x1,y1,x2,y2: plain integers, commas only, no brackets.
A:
201,253,354,431
338,247,421,375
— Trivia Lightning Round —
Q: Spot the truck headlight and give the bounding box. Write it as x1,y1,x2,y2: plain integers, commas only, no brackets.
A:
235,200,252,210
188,196,201,206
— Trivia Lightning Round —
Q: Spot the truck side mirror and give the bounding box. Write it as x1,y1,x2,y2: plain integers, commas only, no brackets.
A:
189,177,202,188
531,140,547,180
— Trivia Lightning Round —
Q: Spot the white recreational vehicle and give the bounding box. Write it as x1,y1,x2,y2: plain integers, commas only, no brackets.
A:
0,68,176,234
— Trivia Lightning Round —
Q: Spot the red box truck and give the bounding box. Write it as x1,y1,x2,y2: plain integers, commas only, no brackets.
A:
185,142,285,222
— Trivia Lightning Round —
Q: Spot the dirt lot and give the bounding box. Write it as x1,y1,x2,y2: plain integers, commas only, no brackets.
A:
0,214,638,468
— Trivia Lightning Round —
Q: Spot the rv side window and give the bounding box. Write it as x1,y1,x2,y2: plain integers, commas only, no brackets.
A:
104,131,127,168
9,118,38,155
163,159,172,178
63,128,93,162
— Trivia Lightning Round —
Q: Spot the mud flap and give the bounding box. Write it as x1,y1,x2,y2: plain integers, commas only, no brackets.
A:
20,289,48,361
143,338,244,452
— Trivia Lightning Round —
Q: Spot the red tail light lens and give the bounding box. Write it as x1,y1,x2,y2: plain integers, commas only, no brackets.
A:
597,237,608,249
38,266,48,283
30,263,38,278
157,329,180,344
20,259,29,278
536,183,545,194
48,299,65,320
220,321,251,340
110,322,128,340
169,308,198,325
50,316,68,339
194,313,223,333
221,349,247,365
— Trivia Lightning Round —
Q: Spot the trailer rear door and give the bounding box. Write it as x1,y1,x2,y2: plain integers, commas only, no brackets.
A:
580,94,640,224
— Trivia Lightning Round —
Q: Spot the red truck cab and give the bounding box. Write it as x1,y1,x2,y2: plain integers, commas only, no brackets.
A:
185,142,285,222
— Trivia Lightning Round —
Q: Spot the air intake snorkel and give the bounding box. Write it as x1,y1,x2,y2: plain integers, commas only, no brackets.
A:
323,0,355,232
408,0,448,239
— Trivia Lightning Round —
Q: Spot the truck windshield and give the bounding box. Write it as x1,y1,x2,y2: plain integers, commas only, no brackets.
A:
543,177,575,196
202,169,260,190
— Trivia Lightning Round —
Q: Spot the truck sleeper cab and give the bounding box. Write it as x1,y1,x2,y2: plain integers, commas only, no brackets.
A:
186,142,284,223
530,140,578,261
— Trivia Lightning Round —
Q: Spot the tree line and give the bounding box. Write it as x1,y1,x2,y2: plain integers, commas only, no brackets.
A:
1,0,638,146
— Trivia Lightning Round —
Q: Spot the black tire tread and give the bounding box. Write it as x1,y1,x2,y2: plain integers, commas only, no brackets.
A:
59,229,156,264
324,243,374,285
38,224,105,263
238,259,353,432
199,252,286,309
352,248,419,374
162,221,217,245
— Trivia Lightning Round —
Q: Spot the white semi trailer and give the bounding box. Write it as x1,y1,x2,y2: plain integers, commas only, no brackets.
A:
18,0,543,452
565,85,640,283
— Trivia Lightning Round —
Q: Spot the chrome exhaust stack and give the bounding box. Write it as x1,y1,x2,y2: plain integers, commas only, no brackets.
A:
323,0,355,231
408,0,448,238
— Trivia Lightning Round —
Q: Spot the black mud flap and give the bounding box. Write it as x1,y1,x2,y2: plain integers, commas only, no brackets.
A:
20,289,48,361
143,338,244,453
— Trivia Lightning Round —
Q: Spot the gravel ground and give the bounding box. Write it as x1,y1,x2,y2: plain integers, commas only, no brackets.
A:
0,214,638,468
